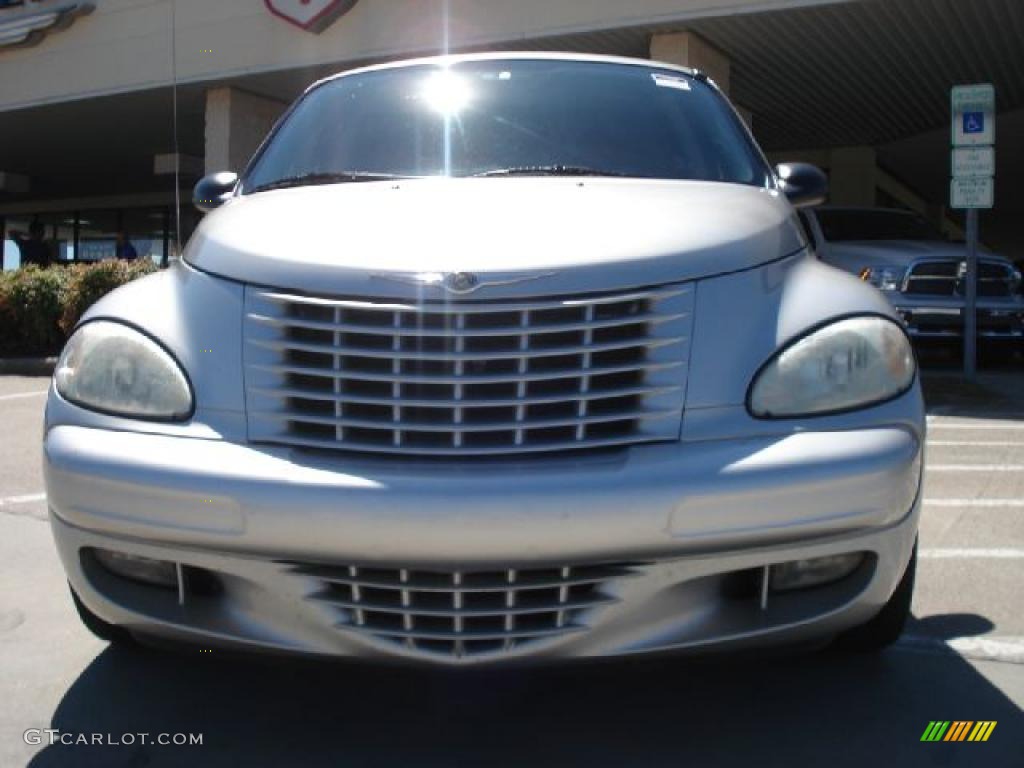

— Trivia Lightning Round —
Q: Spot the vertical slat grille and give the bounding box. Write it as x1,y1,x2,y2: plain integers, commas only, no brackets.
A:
903,259,1019,298
287,561,637,659
244,283,693,457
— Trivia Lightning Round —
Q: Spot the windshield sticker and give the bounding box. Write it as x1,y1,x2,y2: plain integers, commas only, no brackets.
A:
652,73,691,91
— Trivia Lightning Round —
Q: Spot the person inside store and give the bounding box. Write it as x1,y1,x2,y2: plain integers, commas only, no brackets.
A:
114,231,138,261
10,220,54,268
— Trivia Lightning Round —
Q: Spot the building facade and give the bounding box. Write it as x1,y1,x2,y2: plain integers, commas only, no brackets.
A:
2,0,1022,268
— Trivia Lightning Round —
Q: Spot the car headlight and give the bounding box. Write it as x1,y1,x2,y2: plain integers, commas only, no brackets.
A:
858,265,906,291
55,321,193,421
748,315,915,418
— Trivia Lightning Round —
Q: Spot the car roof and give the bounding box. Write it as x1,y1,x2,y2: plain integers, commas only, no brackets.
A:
307,52,701,95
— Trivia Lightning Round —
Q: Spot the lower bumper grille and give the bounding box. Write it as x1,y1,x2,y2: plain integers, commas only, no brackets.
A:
287,561,637,659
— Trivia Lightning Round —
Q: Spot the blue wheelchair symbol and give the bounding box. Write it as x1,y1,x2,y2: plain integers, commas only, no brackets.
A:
963,111,985,134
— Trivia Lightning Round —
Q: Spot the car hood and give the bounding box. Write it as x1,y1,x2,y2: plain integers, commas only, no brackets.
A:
184,178,804,298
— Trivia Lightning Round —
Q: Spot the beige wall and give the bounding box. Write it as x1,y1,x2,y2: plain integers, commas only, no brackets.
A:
0,0,857,112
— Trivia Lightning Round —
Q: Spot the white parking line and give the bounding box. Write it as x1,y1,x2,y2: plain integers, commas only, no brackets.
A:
899,634,1024,665
0,492,46,506
923,498,1024,508
0,390,47,402
926,464,1024,472
0,493,47,522
927,423,1024,430
920,548,1024,559
927,410,1024,420
927,441,1024,447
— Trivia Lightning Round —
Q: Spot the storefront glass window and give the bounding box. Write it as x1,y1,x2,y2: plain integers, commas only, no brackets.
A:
1,214,68,269
76,209,119,262
122,207,172,265
3,206,175,269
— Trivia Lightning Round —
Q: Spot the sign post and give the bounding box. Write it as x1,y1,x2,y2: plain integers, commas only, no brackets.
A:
950,84,995,379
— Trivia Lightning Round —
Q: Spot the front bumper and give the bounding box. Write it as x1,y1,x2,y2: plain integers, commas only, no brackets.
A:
889,296,1024,339
45,424,922,665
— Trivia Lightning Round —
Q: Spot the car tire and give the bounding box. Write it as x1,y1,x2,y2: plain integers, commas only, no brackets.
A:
69,584,133,646
834,541,916,652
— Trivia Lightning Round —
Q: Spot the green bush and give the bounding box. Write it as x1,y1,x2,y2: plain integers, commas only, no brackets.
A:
0,261,157,358
59,260,157,335
0,266,71,357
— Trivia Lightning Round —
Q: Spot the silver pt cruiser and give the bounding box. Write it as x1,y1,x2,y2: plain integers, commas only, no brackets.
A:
45,54,923,665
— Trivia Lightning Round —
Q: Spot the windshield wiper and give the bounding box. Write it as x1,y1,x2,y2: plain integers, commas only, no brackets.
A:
470,165,630,178
247,171,408,193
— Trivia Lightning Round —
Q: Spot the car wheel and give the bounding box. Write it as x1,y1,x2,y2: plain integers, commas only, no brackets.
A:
69,584,133,646
834,541,916,652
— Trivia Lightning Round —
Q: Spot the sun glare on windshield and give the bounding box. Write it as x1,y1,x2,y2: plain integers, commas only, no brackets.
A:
420,69,473,115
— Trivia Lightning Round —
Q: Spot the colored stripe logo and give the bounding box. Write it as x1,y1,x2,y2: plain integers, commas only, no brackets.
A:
921,721,996,742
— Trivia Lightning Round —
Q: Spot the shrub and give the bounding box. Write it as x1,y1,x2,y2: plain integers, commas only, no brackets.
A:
0,261,157,358
59,259,157,335
0,266,71,357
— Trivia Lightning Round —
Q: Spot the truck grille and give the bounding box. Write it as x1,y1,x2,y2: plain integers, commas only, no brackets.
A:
903,259,1019,298
287,561,636,659
244,284,693,457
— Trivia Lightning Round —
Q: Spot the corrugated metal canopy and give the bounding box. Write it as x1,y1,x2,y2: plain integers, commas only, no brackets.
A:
471,0,1024,151
4,0,1021,206
689,0,1024,150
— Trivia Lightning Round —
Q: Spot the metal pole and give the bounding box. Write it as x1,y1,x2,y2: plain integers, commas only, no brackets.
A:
161,207,170,268
963,208,979,378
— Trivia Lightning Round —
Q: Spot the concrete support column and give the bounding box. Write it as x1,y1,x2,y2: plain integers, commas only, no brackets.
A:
650,31,731,93
205,88,288,174
827,146,877,207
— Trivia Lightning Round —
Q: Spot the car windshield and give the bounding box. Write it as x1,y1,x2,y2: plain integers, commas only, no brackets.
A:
243,59,771,192
816,210,944,242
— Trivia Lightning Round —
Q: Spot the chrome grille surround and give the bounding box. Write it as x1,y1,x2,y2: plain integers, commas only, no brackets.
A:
244,284,693,456
902,258,1019,298
286,561,638,659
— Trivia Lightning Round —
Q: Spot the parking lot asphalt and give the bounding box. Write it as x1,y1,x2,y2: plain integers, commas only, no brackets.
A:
1,370,1022,767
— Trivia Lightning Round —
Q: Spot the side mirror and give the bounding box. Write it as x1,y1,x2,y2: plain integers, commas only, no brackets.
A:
193,172,239,213
775,163,828,209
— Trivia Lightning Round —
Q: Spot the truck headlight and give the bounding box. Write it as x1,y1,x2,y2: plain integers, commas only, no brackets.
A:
55,321,193,421
858,265,906,291
748,316,915,418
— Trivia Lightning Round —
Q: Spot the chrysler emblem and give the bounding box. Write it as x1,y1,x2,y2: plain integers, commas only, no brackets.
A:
444,272,479,294
372,271,557,295
264,0,360,33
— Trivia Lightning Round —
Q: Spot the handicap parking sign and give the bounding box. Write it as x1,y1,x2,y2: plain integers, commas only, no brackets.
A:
963,112,985,134
951,85,995,146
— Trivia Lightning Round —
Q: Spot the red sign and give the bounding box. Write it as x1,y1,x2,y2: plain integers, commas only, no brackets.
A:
265,0,360,33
